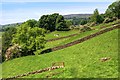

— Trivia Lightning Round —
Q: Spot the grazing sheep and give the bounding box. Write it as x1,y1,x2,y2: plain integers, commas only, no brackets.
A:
54,34,59,37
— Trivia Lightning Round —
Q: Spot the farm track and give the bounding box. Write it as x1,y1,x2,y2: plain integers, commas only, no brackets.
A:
44,24,119,52
47,33,79,42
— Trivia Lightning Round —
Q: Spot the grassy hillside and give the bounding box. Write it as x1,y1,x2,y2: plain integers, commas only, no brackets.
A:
45,30,79,40
2,28,118,78
44,20,120,51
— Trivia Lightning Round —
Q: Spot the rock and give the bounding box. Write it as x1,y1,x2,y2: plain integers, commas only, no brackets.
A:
100,57,111,62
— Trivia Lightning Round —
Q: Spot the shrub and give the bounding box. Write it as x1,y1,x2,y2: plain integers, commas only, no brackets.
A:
80,26,92,32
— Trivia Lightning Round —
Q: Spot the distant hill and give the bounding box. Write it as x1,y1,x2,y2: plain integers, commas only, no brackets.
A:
0,25,2,28
1,22,23,28
0,22,23,31
2,22,22,27
63,14,92,19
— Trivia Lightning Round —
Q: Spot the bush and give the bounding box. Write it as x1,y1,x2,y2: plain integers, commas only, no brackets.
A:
56,22,69,31
80,26,92,32
12,22,46,56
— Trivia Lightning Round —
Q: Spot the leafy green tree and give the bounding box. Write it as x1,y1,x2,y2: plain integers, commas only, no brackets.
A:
56,15,69,31
90,9,104,23
80,19,88,25
65,20,73,28
12,22,46,56
38,15,49,30
38,13,59,31
96,14,104,23
38,13,69,31
56,22,66,31
90,9,99,22
105,0,120,19
26,19,37,28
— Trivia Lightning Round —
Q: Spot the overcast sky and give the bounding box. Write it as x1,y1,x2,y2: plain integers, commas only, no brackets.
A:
0,0,116,25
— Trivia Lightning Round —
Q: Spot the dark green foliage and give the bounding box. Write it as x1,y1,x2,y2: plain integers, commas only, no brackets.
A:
38,13,69,31
90,9,104,24
105,1,120,19
72,17,89,25
38,15,49,29
2,27,17,61
26,19,37,28
96,14,104,23
80,19,88,25
56,15,69,31
65,20,73,28
38,13,59,31
56,22,69,31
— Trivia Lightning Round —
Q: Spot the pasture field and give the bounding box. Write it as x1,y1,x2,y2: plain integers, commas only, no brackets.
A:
2,29,118,78
44,20,120,51
45,29,79,40
44,30,99,50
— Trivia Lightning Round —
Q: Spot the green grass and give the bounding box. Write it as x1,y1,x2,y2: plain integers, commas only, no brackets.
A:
44,30,99,49
45,29,79,40
44,20,120,50
2,29,118,78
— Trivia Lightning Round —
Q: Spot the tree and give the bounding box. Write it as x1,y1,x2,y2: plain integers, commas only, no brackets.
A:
38,13,59,31
80,19,88,25
38,13,69,31
26,19,37,28
105,1,120,19
38,15,49,30
56,15,69,31
90,9,99,22
65,20,73,28
90,9,104,23
12,22,46,56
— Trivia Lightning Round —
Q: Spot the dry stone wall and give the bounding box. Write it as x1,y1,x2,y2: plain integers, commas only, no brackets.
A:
5,66,64,79
50,24,119,51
